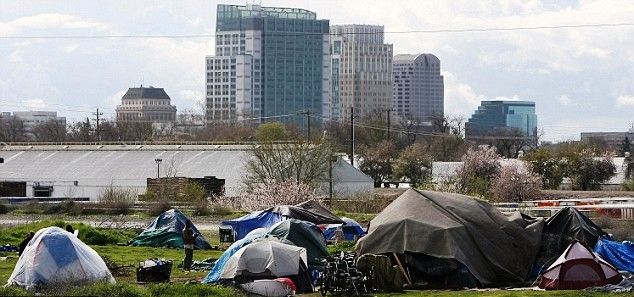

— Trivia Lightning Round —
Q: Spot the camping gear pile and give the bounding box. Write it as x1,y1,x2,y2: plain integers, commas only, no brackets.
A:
204,200,367,296
137,259,173,283
7,227,115,290
354,189,634,292
131,209,212,249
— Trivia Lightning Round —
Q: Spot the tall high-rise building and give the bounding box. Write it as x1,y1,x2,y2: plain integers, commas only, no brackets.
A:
330,25,393,121
465,100,537,140
205,4,330,126
392,54,444,123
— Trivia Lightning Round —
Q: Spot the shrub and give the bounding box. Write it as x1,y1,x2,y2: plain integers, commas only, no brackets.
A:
99,186,136,215
622,179,634,191
192,199,211,216
148,200,172,217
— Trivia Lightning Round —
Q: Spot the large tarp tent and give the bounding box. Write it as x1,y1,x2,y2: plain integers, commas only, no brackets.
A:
8,227,115,289
268,219,329,266
543,207,607,252
222,211,282,241
594,237,634,273
356,189,544,286
132,209,211,249
223,200,342,241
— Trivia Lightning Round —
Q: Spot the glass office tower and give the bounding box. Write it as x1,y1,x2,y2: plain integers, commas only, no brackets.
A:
465,100,538,139
206,4,330,126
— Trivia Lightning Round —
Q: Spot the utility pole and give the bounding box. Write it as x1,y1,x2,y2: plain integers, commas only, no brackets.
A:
92,108,103,142
386,109,391,141
300,110,311,142
349,106,354,166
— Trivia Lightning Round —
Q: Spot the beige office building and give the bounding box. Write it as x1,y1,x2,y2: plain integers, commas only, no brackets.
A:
330,25,393,121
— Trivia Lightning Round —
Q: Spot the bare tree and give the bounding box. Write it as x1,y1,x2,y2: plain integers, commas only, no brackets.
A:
0,116,26,142
32,119,67,142
244,140,334,190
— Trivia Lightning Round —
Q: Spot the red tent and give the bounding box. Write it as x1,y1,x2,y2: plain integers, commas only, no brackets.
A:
539,241,622,290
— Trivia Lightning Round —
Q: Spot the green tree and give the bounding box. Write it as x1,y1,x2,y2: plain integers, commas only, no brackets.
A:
524,148,564,189
358,141,395,187
255,122,288,141
393,143,432,187
563,150,616,190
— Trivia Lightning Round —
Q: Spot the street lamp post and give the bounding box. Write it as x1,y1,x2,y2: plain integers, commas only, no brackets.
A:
154,158,162,179
329,156,338,206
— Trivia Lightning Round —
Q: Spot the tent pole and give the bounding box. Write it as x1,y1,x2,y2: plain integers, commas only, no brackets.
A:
393,252,412,285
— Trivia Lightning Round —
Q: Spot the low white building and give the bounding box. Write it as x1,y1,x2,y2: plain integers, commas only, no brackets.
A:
0,144,373,201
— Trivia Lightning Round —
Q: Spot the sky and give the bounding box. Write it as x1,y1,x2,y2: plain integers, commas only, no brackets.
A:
0,0,633,141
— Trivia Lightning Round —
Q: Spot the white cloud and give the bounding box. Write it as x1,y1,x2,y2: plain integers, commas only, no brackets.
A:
22,98,48,109
105,90,126,110
558,94,572,106
62,44,79,53
0,13,110,35
616,95,634,107
442,71,485,116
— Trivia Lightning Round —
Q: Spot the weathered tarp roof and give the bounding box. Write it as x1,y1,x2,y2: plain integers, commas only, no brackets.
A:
271,200,343,225
356,189,544,285
543,207,607,251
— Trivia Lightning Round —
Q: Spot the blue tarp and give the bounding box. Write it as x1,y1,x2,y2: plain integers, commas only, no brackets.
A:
594,237,634,273
201,231,268,284
222,210,282,240
323,217,366,241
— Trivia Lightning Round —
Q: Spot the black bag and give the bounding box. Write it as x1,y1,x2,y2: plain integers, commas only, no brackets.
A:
137,259,172,283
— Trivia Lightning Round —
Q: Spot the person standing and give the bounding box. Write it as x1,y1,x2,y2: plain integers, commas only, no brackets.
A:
182,220,198,270
18,232,34,256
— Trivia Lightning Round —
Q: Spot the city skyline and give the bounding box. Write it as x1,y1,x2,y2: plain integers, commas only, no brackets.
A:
1,1,633,141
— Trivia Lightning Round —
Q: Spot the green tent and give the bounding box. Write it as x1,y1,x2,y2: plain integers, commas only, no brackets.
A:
267,219,328,266
132,209,211,249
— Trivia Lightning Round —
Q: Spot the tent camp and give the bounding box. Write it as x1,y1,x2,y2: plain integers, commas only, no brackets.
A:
268,219,329,267
323,217,366,241
539,241,622,290
219,238,313,293
594,237,634,273
132,209,211,249
356,189,544,287
222,210,282,241
203,230,269,284
222,200,342,241
8,227,115,289
537,207,608,269
543,207,607,252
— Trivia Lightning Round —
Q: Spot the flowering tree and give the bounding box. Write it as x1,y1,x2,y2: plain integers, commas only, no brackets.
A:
490,164,542,203
211,181,323,212
455,145,501,196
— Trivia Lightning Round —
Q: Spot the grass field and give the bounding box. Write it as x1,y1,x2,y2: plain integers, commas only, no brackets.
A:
0,221,628,296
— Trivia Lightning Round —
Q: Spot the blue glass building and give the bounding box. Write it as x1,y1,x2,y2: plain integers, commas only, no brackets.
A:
465,100,537,139
206,4,330,127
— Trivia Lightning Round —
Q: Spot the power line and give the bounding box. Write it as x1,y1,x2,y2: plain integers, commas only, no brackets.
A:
1,22,633,40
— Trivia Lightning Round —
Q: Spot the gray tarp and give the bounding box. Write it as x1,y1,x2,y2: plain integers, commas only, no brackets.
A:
356,189,544,285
